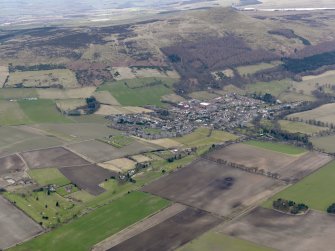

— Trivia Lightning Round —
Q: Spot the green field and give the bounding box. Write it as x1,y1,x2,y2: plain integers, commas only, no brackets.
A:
0,100,31,125
98,78,175,107
28,168,71,187
279,120,326,135
245,79,291,97
10,192,170,251
0,88,38,100
179,232,274,251
244,140,306,155
176,128,238,147
237,61,281,76
263,161,335,211
19,99,72,124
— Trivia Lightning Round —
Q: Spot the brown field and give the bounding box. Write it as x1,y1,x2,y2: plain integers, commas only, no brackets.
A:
98,158,136,173
68,140,160,163
108,207,222,251
93,203,187,251
130,154,151,163
20,147,90,169
0,154,25,176
208,144,332,182
59,165,115,195
143,159,283,217
221,207,335,251
0,195,43,250
93,91,120,106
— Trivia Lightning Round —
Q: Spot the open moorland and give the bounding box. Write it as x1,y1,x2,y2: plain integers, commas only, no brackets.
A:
221,207,335,251
143,159,284,217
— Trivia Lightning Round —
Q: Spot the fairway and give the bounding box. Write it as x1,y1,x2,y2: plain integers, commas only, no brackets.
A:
179,231,274,251
263,161,335,211
19,99,72,124
244,140,306,155
10,192,170,251
28,168,71,187
98,78,175,107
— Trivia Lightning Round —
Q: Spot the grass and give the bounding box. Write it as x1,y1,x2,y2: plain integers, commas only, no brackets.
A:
179,232,274,251
189,91,220,101
244,140,306,155
0,100,31,125
311,135,335,153
263,161,335,211
98,77,175,107
176,128,238,147
237,61,281,76
18,99,72,123
245,79,292,97
279,120,326,135
104,135,134,148
4,190,81,227
28,168,71,187
56,185,79,196
10,192,170,251
0,88,38,100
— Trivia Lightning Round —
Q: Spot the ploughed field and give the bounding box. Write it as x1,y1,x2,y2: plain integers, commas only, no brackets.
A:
221,207,335,251
207,143,332,183
142,159,284,217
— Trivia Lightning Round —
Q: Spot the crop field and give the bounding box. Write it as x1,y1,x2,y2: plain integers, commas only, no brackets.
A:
263,161,335,211
56,99,86,113
28,168,70,187
68,139,160,163
98,78,175,107
311,135,335,153
0,65,9,87
99,158,136,173
244,140,306,155
0,154,25,176
37,87,96,100
130,154,151,163
6,69,78,88
178,231,275,251
95,105,152,116
18,99,72,124
176,128,238,147
20,147,90,169
288,103,335,126
237,61,281,76
0,195,42,250
60,165,115,195
139,137,183,149
10,192,170,251
93,91,120,106
143,159,283,217
279,120,326,135
0,100,31,125
0,88,38,100
109,208,221,251
111,67,179,81
209,143,331,182
221,207,335,251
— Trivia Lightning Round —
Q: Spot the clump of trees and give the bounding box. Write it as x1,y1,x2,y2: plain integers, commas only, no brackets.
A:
273,198,309,214
327,203,335,214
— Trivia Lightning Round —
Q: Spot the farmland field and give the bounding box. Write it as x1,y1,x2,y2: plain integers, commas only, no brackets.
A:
28,168,71,187
244,140,306,155
237,61,281,76
287,103,335,126
0,88,38,100
263,161,335,211
111,67,179,81
0,154,25,176
9,192,170,251
0,195,42,250
98,78,175,107
98,158,136,173
6,69,78,88
37,87,96,100
179,231,275,251
311,135,335,153
0,100,31,125
221,207,335,251
143,159,283,217
279,120,326,135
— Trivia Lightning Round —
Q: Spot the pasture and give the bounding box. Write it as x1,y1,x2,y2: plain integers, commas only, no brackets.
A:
288,103,335,126
189,91,220,101
244,140,306,155
0,195,42,250
98,78,175,107
263,161,335,211
28,168,71,187
56,99,86,114
179,231,274,251
0,100,31,125
108,208,221,251
279,120,326,135
9,192,169,251
111,67,179,81
311,135,335,153
93,91,120,106
6,69,78,88
20,147,90,169
143,159,283,217
95,105,152,116
0,88,38,100
37,87,96,100
237,61,281,76
176,128,238,147
98,158,136,173
209,143,331,182
222,207,335,251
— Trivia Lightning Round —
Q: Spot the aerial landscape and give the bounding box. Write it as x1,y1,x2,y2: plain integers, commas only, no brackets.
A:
1,0,335,250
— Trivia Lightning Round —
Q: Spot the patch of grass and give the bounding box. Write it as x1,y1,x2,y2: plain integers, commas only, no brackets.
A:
279,120,326,135
0,88,38,100
102,135,134,148
98,78,175,107
189,91,220,101
176,128,238,147
179,232,274,251
28,168,71,187
244,140,306,155
19,99,72,123
237,61,281,76
263,161,335,211
56,184,79,196
0,100,31,125
68,190,95,203
10,192,170,251
245,79,291,97
311,135,335,154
